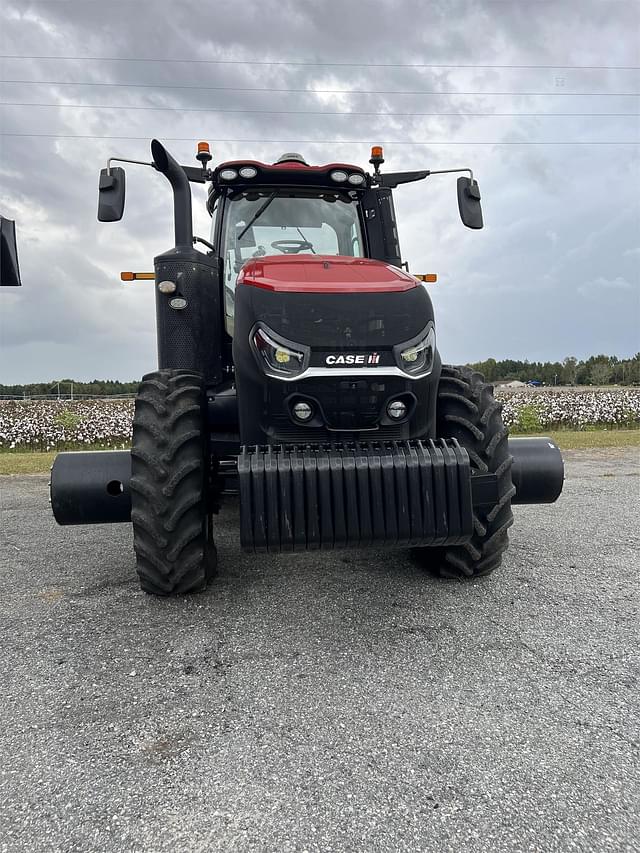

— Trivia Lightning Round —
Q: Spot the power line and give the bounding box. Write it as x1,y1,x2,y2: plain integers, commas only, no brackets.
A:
1,79,638,96
1,101,637,118
1,133,637,144
1,54,638,71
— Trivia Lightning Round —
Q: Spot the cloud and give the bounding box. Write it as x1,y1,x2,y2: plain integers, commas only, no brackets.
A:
578,275,635,297
1,0,639,382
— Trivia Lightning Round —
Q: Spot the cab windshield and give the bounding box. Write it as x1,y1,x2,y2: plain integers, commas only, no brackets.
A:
219,190,364,334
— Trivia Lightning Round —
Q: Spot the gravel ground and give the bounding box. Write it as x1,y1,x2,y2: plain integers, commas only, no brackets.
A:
0,448,638,853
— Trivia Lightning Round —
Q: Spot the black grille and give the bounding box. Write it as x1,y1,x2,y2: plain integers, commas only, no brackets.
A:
300,378,391,429
267,416,408,443
266,310,411,348
253,288,431,349
268,375,412,435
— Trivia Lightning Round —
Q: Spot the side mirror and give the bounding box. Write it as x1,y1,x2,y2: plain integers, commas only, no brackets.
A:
0,216,21,286
98,167,126,222
457,177,483,230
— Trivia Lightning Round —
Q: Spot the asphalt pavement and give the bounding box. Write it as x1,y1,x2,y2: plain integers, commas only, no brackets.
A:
0,448,639,853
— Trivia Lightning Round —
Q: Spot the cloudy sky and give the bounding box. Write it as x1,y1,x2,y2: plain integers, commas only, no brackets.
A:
1,0,638,383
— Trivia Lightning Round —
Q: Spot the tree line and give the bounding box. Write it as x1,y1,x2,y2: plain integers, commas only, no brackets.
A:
468,354,640,386
1,353,639,396
0,379,140,398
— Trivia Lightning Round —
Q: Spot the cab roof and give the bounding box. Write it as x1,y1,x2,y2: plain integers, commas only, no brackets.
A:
206,155,369,213
217,158,364,173
211,158,367,187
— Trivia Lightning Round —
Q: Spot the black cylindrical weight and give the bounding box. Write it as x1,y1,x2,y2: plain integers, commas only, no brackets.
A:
509,437,564,505
50,450,132,525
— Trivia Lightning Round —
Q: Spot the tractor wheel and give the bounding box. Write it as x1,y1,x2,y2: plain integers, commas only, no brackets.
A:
130,369,216,595
417,364,515,578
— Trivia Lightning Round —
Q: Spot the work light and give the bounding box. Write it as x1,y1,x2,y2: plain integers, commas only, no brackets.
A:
387,400,407,420
292,401,314,421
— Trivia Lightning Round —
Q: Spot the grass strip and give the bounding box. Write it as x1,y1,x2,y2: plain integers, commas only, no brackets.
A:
1,430,639,475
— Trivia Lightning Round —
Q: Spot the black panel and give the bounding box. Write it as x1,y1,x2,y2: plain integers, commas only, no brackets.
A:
0,217,22,286
361,187,402,267
154,246,223,385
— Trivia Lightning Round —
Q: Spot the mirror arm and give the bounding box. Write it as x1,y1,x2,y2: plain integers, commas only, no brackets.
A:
106,158,209,184
372,167,476,189
182,166,211,184
429,167,475,184
373,170,430,188
106,156,154,176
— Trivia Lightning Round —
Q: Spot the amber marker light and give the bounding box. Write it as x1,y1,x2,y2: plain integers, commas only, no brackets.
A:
120,272,155,281
415,274,438,283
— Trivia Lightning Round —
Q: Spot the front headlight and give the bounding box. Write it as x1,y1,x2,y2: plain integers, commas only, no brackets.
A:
394,325,435,377
252,325,309,379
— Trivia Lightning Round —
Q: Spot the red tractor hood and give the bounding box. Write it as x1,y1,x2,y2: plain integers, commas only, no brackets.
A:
237,255,418,294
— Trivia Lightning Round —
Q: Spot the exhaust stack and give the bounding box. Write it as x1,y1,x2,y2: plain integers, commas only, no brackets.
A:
151,139,193,247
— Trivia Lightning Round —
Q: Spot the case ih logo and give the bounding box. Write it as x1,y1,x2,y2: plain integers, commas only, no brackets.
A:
325,352,381,366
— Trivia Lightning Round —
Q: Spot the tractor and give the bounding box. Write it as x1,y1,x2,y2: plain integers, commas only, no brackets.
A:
50,139,564,595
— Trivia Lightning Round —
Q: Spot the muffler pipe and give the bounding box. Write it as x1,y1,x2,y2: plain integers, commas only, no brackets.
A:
508,436,564,504
151,139,193,247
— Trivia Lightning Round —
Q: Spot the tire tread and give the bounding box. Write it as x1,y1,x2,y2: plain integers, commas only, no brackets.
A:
420,364,514,579
131,369,216,595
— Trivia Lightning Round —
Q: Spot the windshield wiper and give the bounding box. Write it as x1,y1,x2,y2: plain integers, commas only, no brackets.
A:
237,192,277,241
296,227,316,253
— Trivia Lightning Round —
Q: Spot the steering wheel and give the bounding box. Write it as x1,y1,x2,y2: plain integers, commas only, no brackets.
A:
271,239,314,254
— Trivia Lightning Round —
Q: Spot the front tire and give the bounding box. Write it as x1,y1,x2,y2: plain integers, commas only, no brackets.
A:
130,369,216,595
417,365,515,578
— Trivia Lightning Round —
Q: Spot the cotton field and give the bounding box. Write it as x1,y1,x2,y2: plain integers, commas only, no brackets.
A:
498,387,640,431
0,400,134,451
0,388,639,450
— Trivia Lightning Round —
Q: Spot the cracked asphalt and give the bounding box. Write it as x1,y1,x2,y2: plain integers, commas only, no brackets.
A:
0,447,638,853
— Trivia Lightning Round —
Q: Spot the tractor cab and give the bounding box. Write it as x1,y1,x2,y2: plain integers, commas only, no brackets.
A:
208,154,376,336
